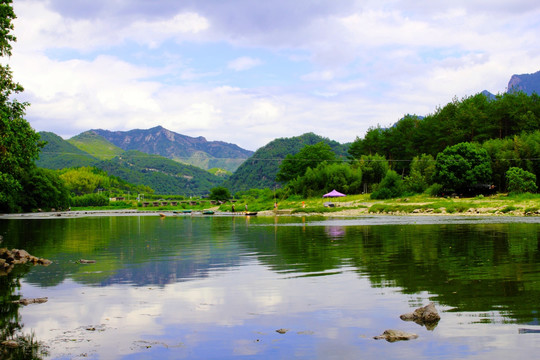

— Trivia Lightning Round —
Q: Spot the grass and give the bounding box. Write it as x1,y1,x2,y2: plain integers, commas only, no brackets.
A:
69,192,540,216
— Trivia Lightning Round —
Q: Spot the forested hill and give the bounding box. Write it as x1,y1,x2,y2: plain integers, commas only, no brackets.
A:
224,132,350,192
91,126,253,172
36,132,98,169
68,131,124,160
96,151,224,196
37,132,224,196
349,91,540,175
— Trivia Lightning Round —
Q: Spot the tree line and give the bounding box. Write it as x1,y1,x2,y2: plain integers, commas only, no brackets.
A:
274,93,540,198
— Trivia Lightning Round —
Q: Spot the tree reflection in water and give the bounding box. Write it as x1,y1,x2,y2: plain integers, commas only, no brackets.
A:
0,266,48,360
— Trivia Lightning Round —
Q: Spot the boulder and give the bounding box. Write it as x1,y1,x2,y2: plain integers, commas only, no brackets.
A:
374,329,418,342
400,303,440,328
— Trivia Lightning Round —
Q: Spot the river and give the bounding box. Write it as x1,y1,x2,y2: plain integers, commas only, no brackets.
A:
1,214,539,359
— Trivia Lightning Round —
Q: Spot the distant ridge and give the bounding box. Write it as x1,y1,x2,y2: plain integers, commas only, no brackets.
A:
91,126,253,172
507,70,540,95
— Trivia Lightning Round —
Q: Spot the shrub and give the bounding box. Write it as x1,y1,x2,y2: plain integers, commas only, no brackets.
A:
371,170,404,199
70,193,109,207
506,167,537,194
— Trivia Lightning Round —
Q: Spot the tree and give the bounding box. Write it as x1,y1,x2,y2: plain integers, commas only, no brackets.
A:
353,154,389,193
371,170,404,199
208,186,231,201
506,167,537,194
0,0,43,212
276,142,336,183
59,167,111,195
18,168,70,211
404,154,436,193
287,162,362,197
435,142,492,193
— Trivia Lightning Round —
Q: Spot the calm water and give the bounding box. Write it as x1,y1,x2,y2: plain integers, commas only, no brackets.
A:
0,214,539,359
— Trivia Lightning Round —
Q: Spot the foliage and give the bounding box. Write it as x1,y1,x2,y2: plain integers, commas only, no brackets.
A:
276,142,337,183
349,92,540,173
208,186,231,201
506,167,537,194
97,150,223,196
225,133,349,192
371,170,404,199
59,167,111,195
70,193,109,207
0,0,45,213
287,161,362,197
18,168,70,211
435,142,492,193
0,172,21,213
404,154,436,193
352,154,389,193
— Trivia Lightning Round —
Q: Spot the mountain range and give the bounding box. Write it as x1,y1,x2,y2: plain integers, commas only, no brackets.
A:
91,126,253,172
36,128,349,195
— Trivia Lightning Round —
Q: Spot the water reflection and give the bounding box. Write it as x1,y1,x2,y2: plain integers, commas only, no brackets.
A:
0,215,539,359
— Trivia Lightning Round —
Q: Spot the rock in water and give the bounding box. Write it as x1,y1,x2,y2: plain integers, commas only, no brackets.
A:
400,303,440,328
13,297,48,306
374,329,418,342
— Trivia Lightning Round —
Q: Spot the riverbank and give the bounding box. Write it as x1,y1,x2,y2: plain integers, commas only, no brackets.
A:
0,193,538,219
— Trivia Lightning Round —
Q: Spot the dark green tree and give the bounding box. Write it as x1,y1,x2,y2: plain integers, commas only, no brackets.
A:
404,154,436,193
371,170,404,199
18,168,70,211
208,186,231,201
287,162,362,197
353,154,389,193
276,142,336,183
435,142,492,193
506,167,537,194
0,0,43,213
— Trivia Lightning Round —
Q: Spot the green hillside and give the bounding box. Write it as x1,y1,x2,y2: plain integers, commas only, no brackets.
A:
97,150,225,196
224,133,350,192
68,131,124,160
36,132,98,169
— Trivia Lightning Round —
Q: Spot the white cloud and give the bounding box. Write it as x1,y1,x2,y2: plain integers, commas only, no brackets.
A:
7,0,540,150
227,56,263,71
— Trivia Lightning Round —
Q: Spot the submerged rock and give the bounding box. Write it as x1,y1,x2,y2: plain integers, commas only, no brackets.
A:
374,329,418,342
400,303,440,329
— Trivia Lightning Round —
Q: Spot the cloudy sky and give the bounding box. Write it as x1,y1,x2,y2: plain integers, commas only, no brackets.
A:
8,0,540,150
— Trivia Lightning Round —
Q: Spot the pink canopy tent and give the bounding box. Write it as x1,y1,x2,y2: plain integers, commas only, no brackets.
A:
323,189,346,198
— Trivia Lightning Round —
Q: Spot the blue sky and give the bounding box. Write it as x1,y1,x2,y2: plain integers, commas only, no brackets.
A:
8,0,540,150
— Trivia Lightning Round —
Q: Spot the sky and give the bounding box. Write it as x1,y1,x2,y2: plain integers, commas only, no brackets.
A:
7,0,540,151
